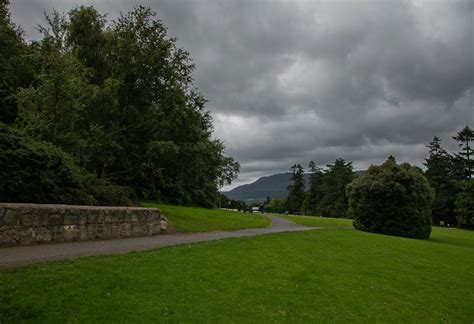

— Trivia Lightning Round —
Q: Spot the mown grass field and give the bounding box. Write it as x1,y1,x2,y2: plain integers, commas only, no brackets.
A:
283,214,354,228
140,202,271,232
1,224,473,322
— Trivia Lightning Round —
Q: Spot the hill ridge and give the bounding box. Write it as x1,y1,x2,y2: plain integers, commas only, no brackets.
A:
224,171,365,201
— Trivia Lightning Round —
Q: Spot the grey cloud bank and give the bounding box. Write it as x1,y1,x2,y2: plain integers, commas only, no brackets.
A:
11,0,474,189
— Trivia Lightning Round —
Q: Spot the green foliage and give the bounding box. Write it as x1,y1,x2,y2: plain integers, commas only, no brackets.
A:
0,123,130,205
318,158,353,217
452,125,474,180
264,198,287,214
455,179,474,228
286,164,305,213
0,0,31,124
3,5,239,207
140,202,270,232
1,227,473,322
283,215,353,228
424,136,461,225
302,160,324,215
347,158,434,239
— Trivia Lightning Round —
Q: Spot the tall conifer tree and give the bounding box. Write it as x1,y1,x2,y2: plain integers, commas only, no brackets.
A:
287,164,305,213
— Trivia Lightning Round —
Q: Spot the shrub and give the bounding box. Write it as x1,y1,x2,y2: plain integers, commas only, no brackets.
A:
0,123,131,205
455,179,474,228
347,159,434,239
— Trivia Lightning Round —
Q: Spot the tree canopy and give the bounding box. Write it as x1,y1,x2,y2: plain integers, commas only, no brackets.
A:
347,158,433,239
0,4,239,207
286,164,305,213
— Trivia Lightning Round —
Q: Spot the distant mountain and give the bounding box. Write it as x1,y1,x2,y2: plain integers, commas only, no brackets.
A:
223,173,307,201
224,170,366,201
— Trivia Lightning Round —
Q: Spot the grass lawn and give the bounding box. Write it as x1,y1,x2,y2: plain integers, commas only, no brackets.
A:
140,202,271,232
283,214,354,228
1,226,473,322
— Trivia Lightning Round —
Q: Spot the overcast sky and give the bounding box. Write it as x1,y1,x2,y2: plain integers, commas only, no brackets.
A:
10,0,474,189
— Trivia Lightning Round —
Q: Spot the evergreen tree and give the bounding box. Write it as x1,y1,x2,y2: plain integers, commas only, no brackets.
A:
318,158,353,217
424,136,460,225
453,126,474,180
455,179,474,228
302,160,324,215
286,164,305,213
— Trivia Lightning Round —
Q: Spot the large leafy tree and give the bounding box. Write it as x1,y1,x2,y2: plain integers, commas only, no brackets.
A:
0,0,33,123
286,164,305,213
318,158,353,217
11,5,239,207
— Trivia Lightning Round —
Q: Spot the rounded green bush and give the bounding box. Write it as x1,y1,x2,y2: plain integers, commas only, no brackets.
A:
347,159,434,239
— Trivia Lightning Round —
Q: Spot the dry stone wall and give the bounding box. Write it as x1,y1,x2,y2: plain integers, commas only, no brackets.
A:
0,203,167,247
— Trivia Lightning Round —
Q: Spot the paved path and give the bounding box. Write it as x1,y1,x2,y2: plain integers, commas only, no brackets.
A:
0,216,318,269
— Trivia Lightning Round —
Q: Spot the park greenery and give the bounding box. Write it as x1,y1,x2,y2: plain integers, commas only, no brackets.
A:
0,2,239,207
283,215,353,228
1,226,473,322
140,202,270,232
0,1,472,322
256,126,473,234
347,158,433,239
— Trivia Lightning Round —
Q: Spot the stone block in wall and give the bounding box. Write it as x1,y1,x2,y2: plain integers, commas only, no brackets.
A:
0,229,17,246
63,225,81,241
104,211,114,224
79,214,87,225
160,217,168,232
116,210,126,223
87,211,98,224
109,224,121,238
3,209,19,226
85,224,98,240
119,223,132,237
132,223,148,236
19,213,43,227
147,222,160,235
35,227,53,243
64,214,79,225
97,211,105,224
123,211,132,223
95,224,107,239
51,225,65,241
48,214,64,226
17,228,36,245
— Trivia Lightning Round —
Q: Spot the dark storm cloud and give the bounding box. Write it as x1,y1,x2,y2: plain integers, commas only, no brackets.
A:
10,0,474,188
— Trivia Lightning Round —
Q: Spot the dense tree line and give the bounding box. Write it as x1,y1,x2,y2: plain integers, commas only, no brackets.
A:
270,126,473,229
0,2,239,207
424,126,474,228
281,158,354,217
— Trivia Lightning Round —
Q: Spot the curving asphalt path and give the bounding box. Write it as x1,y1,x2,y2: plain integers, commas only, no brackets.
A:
0,216,318,269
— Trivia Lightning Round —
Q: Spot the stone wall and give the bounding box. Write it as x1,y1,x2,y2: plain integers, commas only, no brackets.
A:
0,203,167,247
